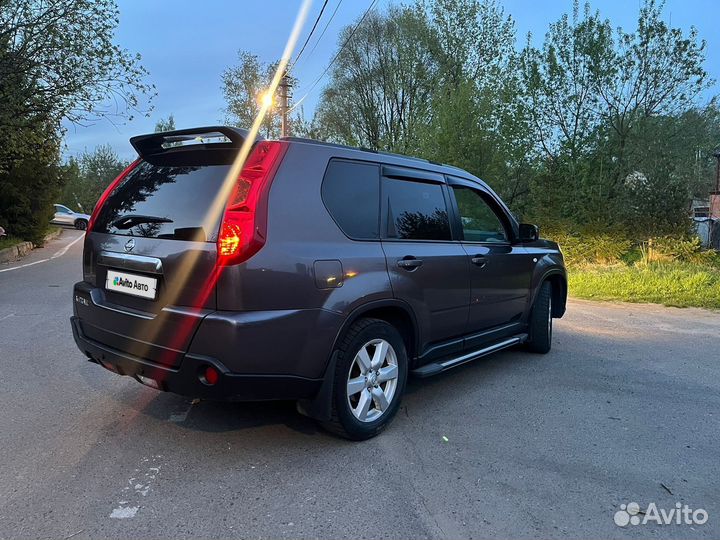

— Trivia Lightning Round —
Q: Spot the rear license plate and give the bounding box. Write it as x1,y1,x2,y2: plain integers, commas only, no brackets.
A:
105,269,157,300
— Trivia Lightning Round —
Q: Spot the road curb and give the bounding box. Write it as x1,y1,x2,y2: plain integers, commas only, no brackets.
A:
0,228,64,264
44,227,63,243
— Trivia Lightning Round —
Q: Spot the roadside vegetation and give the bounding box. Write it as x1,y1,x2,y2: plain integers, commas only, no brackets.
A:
0,235,22,251
557,233,720,308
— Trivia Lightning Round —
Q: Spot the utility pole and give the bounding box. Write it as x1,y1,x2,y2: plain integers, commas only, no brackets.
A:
278,71,292,137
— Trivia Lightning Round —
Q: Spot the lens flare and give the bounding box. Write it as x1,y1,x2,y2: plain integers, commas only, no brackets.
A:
259,90,274,108
121,0,313,381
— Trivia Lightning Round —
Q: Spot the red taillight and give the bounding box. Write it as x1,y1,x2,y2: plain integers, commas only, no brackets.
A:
87,159,141,232
217,141,287,265
203,366,219,386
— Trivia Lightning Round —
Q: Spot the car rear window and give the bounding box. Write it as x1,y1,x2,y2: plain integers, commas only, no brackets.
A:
93,157,231,242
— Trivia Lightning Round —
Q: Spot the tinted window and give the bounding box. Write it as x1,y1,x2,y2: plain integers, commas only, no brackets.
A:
93,160,231,242
322,160,380,239
452,186,508,243
383,178,451,241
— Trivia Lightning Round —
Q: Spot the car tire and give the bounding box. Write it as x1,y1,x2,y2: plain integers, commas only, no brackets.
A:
527,281,553,354
323,318,408,440
75,219,87,230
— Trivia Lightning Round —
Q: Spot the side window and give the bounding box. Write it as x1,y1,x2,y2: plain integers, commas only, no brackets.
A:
55,205,70,214
383,177,451,241
321,160,380,239
451,186,509,243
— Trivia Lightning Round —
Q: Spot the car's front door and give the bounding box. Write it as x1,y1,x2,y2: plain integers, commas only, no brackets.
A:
53,205,73,225
446,178,534,347
380,167,470,350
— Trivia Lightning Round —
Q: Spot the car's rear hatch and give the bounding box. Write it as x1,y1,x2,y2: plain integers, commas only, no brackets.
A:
78,127,251,367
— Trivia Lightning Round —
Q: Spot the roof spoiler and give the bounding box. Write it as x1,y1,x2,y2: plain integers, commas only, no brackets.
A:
130,126,262,158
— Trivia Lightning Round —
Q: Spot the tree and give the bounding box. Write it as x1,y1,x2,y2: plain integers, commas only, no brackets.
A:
154,114,176,132
0,0,154,127
519,0,713,234
315,5,440,151
222,51,290,137
0,0,154,243
426,0,516,88
520,3,613,163
315,0,531,208
60,145,129,213
408,0,537,212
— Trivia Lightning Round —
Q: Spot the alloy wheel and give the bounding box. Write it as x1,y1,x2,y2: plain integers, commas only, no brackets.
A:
346,338,399,422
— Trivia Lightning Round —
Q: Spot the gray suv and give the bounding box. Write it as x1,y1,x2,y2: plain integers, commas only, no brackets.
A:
71,126,567,440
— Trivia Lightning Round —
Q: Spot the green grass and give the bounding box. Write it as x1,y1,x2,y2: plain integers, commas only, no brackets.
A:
0,226,61,250
569,262,720,309
0,235,23,250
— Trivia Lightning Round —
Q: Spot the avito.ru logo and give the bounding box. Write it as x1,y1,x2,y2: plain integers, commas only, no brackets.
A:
614,502,708,527
113,276,134,288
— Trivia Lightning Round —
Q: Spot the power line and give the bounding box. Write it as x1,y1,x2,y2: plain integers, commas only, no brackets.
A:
292,0,329,68
295,0,343,70
288,0,377,114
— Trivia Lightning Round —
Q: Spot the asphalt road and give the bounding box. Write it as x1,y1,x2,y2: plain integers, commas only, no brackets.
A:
1,230,719,539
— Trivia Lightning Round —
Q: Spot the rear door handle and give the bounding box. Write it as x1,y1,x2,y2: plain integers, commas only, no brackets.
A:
397,257,423,270
471,256,487,268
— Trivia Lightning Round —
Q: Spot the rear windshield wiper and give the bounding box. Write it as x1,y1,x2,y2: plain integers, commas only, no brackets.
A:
111,214,174,230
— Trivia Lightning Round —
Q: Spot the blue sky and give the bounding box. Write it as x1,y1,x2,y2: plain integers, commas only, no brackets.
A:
63,0,720,161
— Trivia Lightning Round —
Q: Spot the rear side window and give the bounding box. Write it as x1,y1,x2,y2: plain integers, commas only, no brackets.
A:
321,160,380,239
93,159,231,242
383,178,451,241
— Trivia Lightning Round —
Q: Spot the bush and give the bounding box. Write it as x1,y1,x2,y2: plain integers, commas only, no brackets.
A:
542,228,718,269
543,230,632,267
0,158,63,246
639,236,719,266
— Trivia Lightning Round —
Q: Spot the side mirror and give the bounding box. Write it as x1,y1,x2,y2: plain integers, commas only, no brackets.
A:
518,223,539,242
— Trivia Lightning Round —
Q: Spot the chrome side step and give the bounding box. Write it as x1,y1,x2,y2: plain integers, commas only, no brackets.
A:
411,334,527,378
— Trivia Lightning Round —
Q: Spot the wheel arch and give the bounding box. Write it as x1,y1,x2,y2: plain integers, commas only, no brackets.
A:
530,268,567,318
297,299,419,423
332,299,419,363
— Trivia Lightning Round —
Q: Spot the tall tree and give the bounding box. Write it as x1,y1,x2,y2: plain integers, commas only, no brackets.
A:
0,0,154,148
315,5,440,152
0,0,154,243
222,51,292,137
519,0,713,233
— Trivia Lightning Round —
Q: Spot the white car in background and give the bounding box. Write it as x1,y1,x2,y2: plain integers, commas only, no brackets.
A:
51,204,90,230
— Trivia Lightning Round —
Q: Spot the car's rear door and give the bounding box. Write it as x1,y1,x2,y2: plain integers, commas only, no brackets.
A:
446,177,534,346
78,129,244,367
380,166,470,352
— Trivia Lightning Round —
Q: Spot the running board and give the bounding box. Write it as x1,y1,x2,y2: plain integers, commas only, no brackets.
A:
411,334,528,378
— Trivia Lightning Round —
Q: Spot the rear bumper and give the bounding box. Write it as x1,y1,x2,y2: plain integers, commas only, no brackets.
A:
71,316,322,401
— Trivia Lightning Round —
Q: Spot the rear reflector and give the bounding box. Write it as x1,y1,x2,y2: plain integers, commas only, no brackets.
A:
203,366,219,386
217,141,287,265
87,159,140,232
